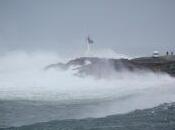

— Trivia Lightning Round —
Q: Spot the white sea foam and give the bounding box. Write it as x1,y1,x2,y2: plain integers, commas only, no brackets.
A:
0,50,175,115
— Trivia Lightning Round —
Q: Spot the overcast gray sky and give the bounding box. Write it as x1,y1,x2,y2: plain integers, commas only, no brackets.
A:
0,0,175,56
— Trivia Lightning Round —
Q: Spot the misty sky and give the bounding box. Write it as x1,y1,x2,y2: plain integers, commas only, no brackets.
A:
0,0,175,56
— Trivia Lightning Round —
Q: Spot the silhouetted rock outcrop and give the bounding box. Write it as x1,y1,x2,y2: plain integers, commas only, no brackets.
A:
45,56,175,78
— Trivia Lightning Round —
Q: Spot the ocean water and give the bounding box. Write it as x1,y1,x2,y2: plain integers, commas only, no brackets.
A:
0,51,175,128
1,102,175,130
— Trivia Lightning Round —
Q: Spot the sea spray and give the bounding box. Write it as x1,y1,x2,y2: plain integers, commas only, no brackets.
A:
0,51,175,116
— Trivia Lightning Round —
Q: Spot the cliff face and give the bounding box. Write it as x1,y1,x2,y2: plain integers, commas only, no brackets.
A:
45,56,175,78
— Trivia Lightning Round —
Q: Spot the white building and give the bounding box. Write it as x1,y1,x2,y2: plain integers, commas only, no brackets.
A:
152,51,159,58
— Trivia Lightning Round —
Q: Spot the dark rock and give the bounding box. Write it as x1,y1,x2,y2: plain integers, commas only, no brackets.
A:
45,56,175,78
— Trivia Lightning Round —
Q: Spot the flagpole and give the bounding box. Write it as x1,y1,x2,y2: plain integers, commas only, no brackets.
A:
86,36,93,56
87,39,90,55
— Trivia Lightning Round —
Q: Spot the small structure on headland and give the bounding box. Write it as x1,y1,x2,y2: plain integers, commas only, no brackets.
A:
152,51,159,58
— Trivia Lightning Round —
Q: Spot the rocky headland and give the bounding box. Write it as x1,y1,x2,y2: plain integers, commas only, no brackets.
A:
45,55,175,78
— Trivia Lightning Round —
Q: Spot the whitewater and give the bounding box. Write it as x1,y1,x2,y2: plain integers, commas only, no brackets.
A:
0,50,175,127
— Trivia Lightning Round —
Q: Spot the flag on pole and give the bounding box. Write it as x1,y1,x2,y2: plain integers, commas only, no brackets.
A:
87,36,94,44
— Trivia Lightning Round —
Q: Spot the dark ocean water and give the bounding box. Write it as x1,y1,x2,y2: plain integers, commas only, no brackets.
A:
2,85,175,128
1,102,175,130
0,99,106,128
1,98,138,128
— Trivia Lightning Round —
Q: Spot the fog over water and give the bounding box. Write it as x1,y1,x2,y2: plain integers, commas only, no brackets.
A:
0,50,175,114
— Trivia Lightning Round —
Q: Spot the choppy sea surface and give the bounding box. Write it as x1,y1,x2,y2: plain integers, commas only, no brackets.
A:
1,102,175,130
1,52,175,129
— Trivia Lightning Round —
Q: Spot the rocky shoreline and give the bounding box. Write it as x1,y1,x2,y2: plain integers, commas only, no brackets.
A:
45,56,175,78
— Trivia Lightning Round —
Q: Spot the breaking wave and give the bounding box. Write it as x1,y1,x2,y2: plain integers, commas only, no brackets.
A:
0,50,175,115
